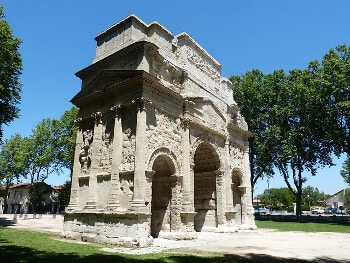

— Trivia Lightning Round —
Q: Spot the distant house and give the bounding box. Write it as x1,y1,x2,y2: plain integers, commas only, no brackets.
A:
325,189,347,209
253,197,261,206
6,182,53,214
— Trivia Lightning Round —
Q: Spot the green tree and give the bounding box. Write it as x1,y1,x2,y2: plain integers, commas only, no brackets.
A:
259,187,295,209
232,66,336,219
302,186,328,211
340,188,350,208
28,182,52,213
0,6,22,141
53,181,71,213
56,107,78,179
320,45,350,156
271,68,335,218
340,155,350,185
0,134,27,212
230,70,275,197
23,118,62,213
319,46,350,183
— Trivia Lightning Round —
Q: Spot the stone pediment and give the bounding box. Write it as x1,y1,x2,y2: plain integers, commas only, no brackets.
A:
71,70,144,106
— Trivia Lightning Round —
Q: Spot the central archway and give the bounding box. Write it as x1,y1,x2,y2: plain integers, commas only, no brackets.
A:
150,155,175,238
193,142,220,231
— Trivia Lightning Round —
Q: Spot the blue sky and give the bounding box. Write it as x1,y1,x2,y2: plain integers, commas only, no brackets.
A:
1,0,349,195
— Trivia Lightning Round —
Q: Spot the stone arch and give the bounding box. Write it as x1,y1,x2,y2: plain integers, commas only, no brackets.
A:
190,135,221,169
147,147,180,175
192,139,221,232
148,148,181,238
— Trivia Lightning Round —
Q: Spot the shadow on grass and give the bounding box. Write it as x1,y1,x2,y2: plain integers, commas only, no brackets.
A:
0,241,347,263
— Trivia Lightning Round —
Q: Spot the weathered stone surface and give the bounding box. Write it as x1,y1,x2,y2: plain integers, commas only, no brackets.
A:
63,14,256,247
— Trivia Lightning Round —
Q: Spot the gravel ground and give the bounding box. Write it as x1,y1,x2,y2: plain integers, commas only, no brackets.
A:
1,214,350,262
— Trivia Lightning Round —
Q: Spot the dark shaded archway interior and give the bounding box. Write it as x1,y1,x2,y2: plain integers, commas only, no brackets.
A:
150,155,174,238
193,142,220,231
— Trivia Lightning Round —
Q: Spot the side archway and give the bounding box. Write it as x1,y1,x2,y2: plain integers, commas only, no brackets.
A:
147,147,179,175
192,140,221,231
190,135,222,167
147,148,181,238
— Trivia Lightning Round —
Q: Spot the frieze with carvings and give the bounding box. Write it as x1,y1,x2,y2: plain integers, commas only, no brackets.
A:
182,46,220,82
146,110,182,158
148,48,185,92
229,141,244,169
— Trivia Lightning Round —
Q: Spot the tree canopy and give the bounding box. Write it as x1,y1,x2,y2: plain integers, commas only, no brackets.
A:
0,134,27,210
341,155,350,185
231,44,350,219
0,5,22,141
55,107,78,178
0,107,78,211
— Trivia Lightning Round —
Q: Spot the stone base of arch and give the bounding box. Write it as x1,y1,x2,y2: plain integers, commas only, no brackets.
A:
62,211,154,248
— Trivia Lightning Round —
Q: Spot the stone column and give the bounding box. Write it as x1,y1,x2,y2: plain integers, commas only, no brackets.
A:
216,170,225,226
225,141,234,209
181,117,193,212
85,112,103,209
131,98,149,210
66,118,83,212
107,105,122,211
242,142,256,228
170,175,183,231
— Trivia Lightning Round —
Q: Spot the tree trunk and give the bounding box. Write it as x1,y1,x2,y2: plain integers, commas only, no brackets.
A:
4,179,11,213
295,189,303,220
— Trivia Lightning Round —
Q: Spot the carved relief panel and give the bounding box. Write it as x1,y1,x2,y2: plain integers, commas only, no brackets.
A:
146,108,182,159
229,141,244,169
147,48,185,92
76,118,95,174
120,105,137,172
99,112,114,170
119,173,134,209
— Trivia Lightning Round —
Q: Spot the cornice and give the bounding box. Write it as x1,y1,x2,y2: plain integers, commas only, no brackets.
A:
75,41,158,80
72,70,186,108
227,122,253,139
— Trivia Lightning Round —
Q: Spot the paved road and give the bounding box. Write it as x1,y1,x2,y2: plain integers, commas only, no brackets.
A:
1,214,350,262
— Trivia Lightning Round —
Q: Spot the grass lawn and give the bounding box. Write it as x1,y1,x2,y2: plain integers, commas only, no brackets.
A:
256,220,350,233
0,227,274,263
1,221,348,263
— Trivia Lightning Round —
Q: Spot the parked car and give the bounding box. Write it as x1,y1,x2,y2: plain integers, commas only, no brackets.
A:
254,207,270,215
311,207,325,214
325,207,337,214
335,206,347,214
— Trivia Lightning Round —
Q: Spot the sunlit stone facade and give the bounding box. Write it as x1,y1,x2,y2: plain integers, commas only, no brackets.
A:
63,15,256,247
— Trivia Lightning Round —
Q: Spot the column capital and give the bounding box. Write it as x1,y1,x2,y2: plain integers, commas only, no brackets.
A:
180,117,192,129
91,111,103,124
74,117,83,127
132,97,152,112
110,104,123,119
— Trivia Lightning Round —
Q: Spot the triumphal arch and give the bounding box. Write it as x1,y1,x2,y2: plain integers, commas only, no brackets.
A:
63,15,256,247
